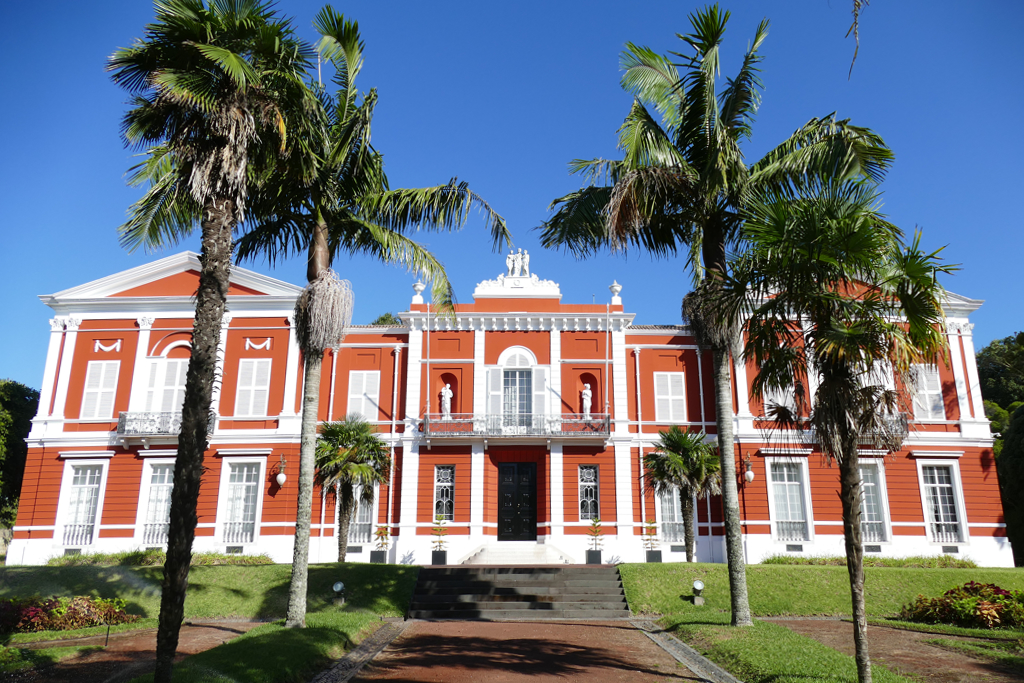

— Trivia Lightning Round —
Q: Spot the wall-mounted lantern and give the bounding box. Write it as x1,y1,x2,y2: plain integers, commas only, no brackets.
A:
275,454,287,487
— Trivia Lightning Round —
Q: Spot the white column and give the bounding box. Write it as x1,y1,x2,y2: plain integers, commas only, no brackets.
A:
549,442,564,541
961,322,985,418
733,338,752,417
405,318,423,420
38,319,65,417
51,317,81,420
399,445,421,555
470,441,485,542
549,323,562,416
281,313,301,418
614,442,634,539
127,317,155,411
611,323,629,434
473,325,486,416
398,318,423,554
209,314,232,424
945,323,972,420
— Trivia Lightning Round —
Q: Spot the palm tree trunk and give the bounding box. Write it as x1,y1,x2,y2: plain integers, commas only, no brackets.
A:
840,442,872,683
682,490,696,562
337,484,353,562
154,197,234,683
713,346,753,626
285,351,323,628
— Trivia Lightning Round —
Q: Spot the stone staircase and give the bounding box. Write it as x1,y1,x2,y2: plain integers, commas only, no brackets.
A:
460,541,573,565
407,565,631,620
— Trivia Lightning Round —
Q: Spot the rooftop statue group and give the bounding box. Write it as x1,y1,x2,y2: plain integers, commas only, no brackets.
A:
506,248,530,277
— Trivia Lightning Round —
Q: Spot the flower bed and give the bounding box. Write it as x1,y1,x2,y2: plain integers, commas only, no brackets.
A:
0,596,139,633
901,581,1024,629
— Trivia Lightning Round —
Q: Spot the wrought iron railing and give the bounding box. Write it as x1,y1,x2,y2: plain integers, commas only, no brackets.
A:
930,522,961,544
143,523,169,545
349,523,372,544
661,522,685,543
422,413,610,438
861,521,887,543
223,521,255,544
63,523,94,546
775,521,808,542
117,411,218,436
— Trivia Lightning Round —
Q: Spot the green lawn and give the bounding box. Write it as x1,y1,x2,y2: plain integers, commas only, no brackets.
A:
619,562,1024,683
0,644,104,674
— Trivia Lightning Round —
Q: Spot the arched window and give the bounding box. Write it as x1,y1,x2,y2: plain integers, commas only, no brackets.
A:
488,347,547,432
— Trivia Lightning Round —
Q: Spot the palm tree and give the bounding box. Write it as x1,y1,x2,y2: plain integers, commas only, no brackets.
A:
644,427,721,562
315,415,391,560
713,178,952,683
538,4,893,626
107,2,312,679
236,6,509,628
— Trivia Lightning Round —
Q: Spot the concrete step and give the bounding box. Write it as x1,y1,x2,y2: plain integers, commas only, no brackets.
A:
411,593,628,604
412,585,623,597
408,608,631,620
415,579,622,590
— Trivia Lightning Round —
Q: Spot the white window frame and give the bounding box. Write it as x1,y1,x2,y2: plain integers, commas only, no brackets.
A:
134,457,176,546
347,370,381,421
858,458,893,545
911,363,945,422
488,347,547,431
653,372,686,423
764,455,815,543
233,358,272,417
80,360,120,419
347,483,378,544
578,465,600,520
656,486,688,543
215,456,266,546
433,465,455,522
916,458,970,545
54,458,111,547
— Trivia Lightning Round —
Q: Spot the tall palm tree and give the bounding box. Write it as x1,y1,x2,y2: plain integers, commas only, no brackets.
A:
713,178,952,683
314,415,391,560
644,427,721,562
107,2,312,679
237,6,509,629
538,4,893,626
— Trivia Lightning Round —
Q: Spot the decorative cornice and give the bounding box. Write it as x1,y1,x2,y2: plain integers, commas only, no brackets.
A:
65,318,81,331
946,321,975,335
399,312,635,333
137,316,155,330
49,318,65,332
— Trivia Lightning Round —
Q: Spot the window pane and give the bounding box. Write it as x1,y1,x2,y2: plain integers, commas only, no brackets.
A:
434,465,455,521
579,465,599,520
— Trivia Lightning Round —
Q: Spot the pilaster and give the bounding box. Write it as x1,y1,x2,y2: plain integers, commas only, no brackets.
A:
614,441,634,538
127,317,155,411
549,442,564,540
470,441,485,541
50,317,81,420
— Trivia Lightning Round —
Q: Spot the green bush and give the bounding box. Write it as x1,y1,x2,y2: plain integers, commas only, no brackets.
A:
0,596,138,633
45,549,273,567
901,581,1024,629
760,554,977,568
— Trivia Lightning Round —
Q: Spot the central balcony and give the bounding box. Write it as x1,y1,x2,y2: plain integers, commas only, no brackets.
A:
117,411,217,437
421,413,610,439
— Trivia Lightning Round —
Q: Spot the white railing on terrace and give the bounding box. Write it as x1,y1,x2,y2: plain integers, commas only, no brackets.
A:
930,522,961,544
223,521,255,544
349,523,372,544
861,521,887,543
63,523,94,546
775,521,808,542
143,523,170,545
661,522,685,543
421,413,610,438
117,411,218,436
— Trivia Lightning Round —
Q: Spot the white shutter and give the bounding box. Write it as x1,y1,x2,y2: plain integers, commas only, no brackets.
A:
363,371,380,419
81,361,119,419
252,359,271,416
144,362,159,411
96,363,118,418
654,373,669,421
347,371,365,417
161,359,188,412
913,364,944,420
234,359,254,416
532,367,547,417
668,372,685,420
81,363,102,418
488,368,503,416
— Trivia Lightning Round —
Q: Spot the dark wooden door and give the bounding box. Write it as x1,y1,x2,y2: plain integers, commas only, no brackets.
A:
498,462,537,541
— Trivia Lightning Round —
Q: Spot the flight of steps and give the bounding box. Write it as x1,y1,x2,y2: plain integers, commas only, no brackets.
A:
407,565,631,620
460,541,573,565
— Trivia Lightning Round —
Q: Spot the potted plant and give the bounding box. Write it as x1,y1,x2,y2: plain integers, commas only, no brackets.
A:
585,518,603,565
370,525,389,564
643,519,662,562
431,515,448,565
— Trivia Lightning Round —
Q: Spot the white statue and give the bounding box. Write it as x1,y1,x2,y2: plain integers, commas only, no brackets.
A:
581,383,592,419
505,250,515,277
440,383,453,419
513,248,523,276
522,249,530,276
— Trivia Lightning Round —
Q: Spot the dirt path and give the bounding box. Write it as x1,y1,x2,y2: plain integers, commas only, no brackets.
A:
771,618,1023,683
2,621,263,683
353,621,700,683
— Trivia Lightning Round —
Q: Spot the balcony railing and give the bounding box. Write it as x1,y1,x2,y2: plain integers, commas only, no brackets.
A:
63,523,94,546
349,523,372,544
661,522,685,543
143,523,169,546
775,520,809,542
930,522,962,544
223,521,255,544
117,411,217,436
421,413,610,438
861,521,887,543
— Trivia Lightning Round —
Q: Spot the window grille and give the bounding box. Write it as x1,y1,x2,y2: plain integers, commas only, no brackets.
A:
143,463,174,545
770,462,809,541
434,466,455,521
234,359,272,417
63,465,102,546
223,463,260,543
859,463,887,542
653,372,686,422
922,465,962,543
81,361,119,419
579,465,599,520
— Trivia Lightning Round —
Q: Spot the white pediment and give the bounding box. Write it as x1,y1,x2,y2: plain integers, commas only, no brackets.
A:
473,273,562,299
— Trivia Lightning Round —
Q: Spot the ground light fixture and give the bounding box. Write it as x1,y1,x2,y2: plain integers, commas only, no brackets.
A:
333,581,346,606
693,579,705,606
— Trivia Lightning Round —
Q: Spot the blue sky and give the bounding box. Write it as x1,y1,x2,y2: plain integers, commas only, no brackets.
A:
1,1,1021,389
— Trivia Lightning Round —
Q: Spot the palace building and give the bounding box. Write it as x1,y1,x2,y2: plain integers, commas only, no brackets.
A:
8,251,1010,566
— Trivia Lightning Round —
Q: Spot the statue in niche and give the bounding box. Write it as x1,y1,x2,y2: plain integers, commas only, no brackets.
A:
505,250,515,277
522,249,530,276
440,383,453,419
581,383,593,419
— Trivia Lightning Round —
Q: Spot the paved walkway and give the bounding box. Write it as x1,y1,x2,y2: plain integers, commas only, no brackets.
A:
352,621,702,683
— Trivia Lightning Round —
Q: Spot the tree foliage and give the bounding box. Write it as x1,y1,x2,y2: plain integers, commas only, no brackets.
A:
998,405,1024,566
0,381,39,527
371,312,402,326
978,332,1024,410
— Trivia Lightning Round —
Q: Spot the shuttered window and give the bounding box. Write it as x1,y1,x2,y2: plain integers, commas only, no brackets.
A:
81,361,119,419
653,372,686,422
234,359,272,417
912,364,945,421
347,371,381,420
145,359,188,413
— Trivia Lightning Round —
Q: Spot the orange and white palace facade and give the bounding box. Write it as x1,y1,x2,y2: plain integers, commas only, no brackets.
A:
8,251,1011,566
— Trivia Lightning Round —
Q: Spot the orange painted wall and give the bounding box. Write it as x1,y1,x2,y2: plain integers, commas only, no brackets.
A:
417,446,472,534
331,345,404,422
484,331,550,365
218,319,291,418
64,320,140,422
562,445,616,527
111,270,264,297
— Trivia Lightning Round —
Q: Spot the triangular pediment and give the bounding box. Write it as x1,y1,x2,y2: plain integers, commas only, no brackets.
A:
45,252,303,301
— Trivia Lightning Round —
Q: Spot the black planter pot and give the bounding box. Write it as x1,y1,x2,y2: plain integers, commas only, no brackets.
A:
369,550,387,564
431,550,448,565
586,549,602,565
646,550,663,563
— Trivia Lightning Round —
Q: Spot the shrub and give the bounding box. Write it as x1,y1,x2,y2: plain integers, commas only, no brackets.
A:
760,554,977,568
901,581,1024,629
0,596,139,633
45,549,274,567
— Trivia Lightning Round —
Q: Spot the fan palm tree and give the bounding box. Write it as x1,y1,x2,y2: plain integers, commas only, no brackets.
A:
538,4,893,626
314,415,391,561
107,2,313,679
236,6,509,628
712,178,952,683
644,427,721,562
